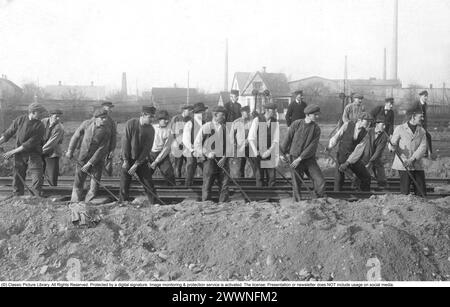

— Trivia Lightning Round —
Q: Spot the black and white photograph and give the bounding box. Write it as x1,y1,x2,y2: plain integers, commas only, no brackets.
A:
0,0,449,291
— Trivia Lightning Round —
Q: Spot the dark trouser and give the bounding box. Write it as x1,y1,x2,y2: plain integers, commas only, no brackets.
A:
202,159,230,202
71,160,104,202
13,152,43,196
232,157,249,178
120,160,156,203
370,161,387,188
399,170,426,197
291,157,326,201
150,152,176,186
43,157,59,186
335,160,371,192
174,156,186,178
248,157,276,187
185,157,203,187
426,131,433,154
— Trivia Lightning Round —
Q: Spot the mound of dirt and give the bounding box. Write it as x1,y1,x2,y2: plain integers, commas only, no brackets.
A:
0,195,449,281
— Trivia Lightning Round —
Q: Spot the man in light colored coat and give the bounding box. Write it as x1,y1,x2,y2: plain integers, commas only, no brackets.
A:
389,105,427,196
42,110,65,186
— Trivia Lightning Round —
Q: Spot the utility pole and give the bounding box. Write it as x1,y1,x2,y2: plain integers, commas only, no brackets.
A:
187,71,190,105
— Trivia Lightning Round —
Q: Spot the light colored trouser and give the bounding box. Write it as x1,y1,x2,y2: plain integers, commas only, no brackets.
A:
71,160,104,202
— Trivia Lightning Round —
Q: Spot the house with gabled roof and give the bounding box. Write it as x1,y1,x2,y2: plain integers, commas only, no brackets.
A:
231,68,291,113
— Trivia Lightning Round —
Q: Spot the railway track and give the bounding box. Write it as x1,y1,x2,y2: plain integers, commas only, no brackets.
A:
1,176,450,203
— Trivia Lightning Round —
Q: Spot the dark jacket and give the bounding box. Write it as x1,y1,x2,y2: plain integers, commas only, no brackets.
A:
224,101,242,122
370,106,395,135
280,119,321,161
121,118,155,165
285,100,307,127
68,118,111,165
361,128,388,165
337,121,367,164
1,115,45,154
414,100,428,130
105,115,117,153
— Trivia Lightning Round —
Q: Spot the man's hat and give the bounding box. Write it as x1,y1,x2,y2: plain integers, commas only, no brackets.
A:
358,112,373,121
28,103,47,114
212,105,227,113
101,101,114,108
405,104,424,116
263,103,278,110
182,105,194,110
192,102,208,113
353,93,364,100
241,106,250,113
374,115,386,123
50,109,63,115
157,110,170,120
304,104,320,115
385,97,394,103
293,90,303,95
419,90,429,96
93,109,108,118
230,90,239,96
142,106,156,114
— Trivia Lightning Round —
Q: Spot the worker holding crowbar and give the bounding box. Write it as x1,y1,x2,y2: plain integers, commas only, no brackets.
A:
388,104,427,198
280,104,326,201
66,108,114,203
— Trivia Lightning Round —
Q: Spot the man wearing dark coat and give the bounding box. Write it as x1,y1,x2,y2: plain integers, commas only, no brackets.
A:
370,98,395,136
224,90,242,123
286,90,307,127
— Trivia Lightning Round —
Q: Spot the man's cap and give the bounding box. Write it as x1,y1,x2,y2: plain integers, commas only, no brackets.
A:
241,106,250,113
93,109,108,118
353,93,364,100
192,102,208,113
293,90,303,95
142,106,156,114
419,90,429,96
28,103,47,114
212,106,227,113
101,101,114,108
405,104,424,116
385,97,394,103
358,112,373,121
230,90,239,96
182,105,194,110
304,104,320,115
156,110,170,120
374,115,386,123
50,109,63,115
263,102,278,110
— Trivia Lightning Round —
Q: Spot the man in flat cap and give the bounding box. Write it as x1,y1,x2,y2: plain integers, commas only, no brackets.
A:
41,110,65,186
280,104,326,200
248,102,280,187
225,90,242,123
120,106,158,203
342,93,366,124
183,102,208,186
101,101,117,176
170,105,193,178
229,105,253,178
389,105,427,196
66,109,111,202
149,110,176,186
194,105,230,202
286,90,308,127
327,112,373,191
415,90,432,157
0,103,47,196
370,98,395,136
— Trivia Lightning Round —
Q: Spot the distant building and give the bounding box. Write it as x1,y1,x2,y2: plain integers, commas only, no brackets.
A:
0,76,23,99
44,81,106,101
231,69,291,113
143,87,201,112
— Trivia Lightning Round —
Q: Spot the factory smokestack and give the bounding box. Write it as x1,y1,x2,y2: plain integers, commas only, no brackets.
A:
121,72,128,97
224,39,229,92
392,0,399,80
383,48,387,80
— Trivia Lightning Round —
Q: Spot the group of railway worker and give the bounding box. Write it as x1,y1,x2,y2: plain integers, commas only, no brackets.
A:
0,89,431,203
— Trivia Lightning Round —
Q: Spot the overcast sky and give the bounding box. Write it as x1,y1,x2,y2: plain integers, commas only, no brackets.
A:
0,0,449,93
